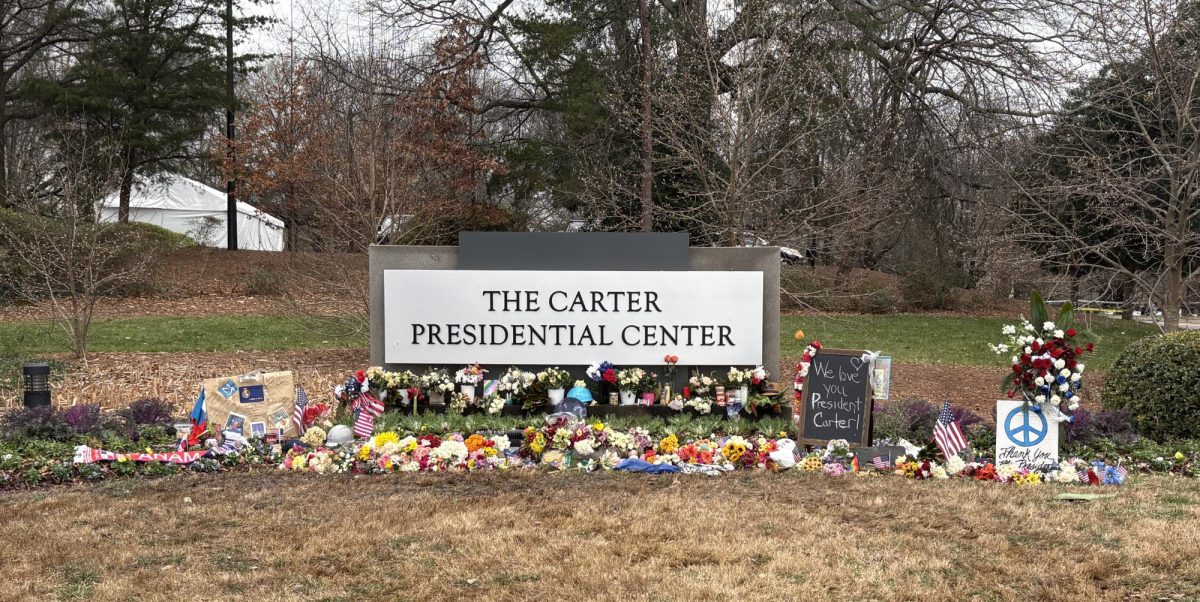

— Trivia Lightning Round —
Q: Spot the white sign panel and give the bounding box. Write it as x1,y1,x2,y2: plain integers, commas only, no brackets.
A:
995,399,1059,470
383,270,764,365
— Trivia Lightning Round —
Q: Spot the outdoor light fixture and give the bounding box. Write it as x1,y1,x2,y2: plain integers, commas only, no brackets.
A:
22,362,51,407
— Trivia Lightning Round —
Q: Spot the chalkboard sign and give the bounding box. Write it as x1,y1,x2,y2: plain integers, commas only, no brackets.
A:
796,348,874,447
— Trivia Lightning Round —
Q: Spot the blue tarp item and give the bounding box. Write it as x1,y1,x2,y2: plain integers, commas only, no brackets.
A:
615,458,679,473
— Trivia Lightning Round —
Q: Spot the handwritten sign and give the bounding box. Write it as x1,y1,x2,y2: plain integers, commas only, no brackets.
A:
796,349,874,446
995,399,1059,469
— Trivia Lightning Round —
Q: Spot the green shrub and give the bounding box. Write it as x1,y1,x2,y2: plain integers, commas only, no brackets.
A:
1103,331,1200,440
0,208,191,300
117,222,195,250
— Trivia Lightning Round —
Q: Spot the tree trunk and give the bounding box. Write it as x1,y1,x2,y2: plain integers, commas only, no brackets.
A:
638,0,653,232
118,165,135,223
1119,276,1134,320
0,111,7,209
1162,245,1183,332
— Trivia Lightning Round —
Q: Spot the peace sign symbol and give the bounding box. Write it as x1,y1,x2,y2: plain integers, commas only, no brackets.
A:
1004,406,1048,447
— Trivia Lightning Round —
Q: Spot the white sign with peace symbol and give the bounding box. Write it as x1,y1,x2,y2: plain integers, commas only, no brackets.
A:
995,399,1060,470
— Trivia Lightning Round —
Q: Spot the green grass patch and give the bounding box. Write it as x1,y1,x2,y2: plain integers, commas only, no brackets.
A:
0,313,1159,369
0,315,365,355
781,314,1158,369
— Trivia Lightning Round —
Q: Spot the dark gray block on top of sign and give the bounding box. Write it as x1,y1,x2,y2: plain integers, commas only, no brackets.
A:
368,241,781,379
459,232,689,271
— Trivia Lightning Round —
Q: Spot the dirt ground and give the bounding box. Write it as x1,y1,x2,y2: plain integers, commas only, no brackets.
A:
1,472,1197,601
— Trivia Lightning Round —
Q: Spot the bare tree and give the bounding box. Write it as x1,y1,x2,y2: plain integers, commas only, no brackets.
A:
0,124,157,360
1009,0,1200,331
0,0,87,206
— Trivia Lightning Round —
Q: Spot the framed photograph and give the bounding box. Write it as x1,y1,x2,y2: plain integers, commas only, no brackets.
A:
250,422,266,438
267,407,290,431
872,356,893,401
224,412,247,435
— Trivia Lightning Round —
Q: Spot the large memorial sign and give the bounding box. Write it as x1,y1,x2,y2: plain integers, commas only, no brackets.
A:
796,349,874,446
383,269,763,365
995,399,1059,469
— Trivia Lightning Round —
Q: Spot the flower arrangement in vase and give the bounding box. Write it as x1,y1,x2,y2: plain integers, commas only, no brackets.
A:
586,361,618,403
498,367,536,401
615,367,648,405
992,291,1094,422
419,368,454,405
538,367,572,405
455,363,486,400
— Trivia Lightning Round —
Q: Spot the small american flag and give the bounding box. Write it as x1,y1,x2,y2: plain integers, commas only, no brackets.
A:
292,385,309,436
933,400,968,460
1115,464,1128,480
872,456,891,470
1078,468,1090,483
354,393,385,439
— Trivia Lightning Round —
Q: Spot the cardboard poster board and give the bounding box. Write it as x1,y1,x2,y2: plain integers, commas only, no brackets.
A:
202,371,297,438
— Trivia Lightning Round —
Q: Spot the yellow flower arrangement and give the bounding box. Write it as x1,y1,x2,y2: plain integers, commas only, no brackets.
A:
593,421,605,432
300,427,326,447
801,455,823,472
659,433,680,455
357,444,373,461
530,433,546,454
373,431,400,449
1015,471,1042,486
723,441,748,463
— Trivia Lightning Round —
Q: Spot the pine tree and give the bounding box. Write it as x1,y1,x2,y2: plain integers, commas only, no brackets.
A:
34,0,262,222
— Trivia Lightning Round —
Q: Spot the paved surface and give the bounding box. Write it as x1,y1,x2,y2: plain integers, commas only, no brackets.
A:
1099,313,1200,330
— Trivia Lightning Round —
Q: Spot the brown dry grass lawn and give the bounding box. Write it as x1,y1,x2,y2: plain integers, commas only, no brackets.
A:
3,473,1199,601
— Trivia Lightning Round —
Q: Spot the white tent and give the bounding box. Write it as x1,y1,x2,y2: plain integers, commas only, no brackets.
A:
97,174,285,251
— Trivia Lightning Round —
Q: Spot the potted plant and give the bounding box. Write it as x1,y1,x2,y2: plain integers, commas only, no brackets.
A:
638,370,660,406
498,367,536,404
726,367,751,406
455,363,486,400
538,367,572,405
420,368,454,405
616,367,647,405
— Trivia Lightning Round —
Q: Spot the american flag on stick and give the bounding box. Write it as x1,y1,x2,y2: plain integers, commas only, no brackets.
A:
354,393,385,439
933,400,968,460
1115,463,1128,481
872,456,891,470
292,385,309,436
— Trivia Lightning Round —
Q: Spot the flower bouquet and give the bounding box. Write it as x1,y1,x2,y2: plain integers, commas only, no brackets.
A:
616,367,656,405
455,363,486,400
586,361,618,403
993,291,1094,422
538,367,572,405
419,368,455,406
364,367,418,406
498,367,536,400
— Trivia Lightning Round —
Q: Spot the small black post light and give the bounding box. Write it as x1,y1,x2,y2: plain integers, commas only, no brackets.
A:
22,362,51,407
